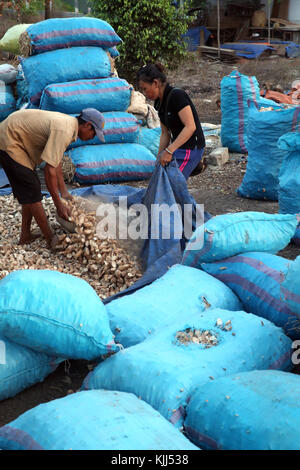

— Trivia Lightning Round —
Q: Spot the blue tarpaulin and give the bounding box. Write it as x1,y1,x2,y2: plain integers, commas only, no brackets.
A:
0,168,9,188
221,42,274,58
222,40,300,59
183,26,212,52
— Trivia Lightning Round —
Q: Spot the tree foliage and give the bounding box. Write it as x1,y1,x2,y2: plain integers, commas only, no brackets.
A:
89,0,193,81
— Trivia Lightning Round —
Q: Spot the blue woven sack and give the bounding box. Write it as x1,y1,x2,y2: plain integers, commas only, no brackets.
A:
201,252,300,339
0,84,16,121
182,211,298,268
39,77,131,114
21,47,111,106
220,71,260,153
278,131,300,215
105,264,242,348
15,65,29,109
185,370,300,450
83,308,292,428
137,126,161,156
0,390,198,450
67,112,138,149
237,102,300,201
0,270,118,359
108,46,120,58
281,255,300,320
67,143,155,184
0,335,63,401
25,17,122,55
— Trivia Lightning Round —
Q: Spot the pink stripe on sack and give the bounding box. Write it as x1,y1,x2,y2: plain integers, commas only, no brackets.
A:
0,426,44,450
179,149,190,171
36,40,115,52
106,340,116,352
169,406,186,425
46,86,128,98
77,159,154,169
76,171,153,181
104,117,136,124
217,255,286,284
214,272,293,316
184,426,219,450
281,285,300,305
103,126,138,136
182,231,214,267
236,74,247,153
47,78,121,89
249,76,258,100
292,107,300,131
268,349,292,370
33,27,116,41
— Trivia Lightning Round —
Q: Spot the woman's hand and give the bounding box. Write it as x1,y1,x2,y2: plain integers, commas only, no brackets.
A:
159,149,173,167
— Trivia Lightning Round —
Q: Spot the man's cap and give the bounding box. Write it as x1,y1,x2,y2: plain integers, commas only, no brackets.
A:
79,108,105,142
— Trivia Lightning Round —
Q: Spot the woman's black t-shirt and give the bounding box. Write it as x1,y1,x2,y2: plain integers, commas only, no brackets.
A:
154,83,205,150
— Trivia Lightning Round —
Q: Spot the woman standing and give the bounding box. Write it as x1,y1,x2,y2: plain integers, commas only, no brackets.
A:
137,63,206,179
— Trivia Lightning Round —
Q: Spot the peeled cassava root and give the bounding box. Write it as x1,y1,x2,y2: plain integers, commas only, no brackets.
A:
0,194,142,299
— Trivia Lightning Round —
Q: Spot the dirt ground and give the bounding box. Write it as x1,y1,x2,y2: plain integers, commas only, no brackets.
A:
0,52,300,429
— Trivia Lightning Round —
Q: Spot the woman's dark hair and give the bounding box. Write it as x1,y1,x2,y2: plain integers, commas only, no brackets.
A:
136,63,167,85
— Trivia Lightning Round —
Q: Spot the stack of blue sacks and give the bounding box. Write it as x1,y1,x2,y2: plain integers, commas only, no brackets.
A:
16,17,156,184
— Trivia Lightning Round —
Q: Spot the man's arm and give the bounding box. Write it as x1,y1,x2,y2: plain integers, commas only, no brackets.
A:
55,162,73,200
44,163,71,220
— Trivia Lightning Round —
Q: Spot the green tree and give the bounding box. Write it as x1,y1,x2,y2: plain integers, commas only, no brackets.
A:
89,0,193,81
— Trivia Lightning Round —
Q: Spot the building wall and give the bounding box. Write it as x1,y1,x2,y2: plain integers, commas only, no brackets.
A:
289,0,300,24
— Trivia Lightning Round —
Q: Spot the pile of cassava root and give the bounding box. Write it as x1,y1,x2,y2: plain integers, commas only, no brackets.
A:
0,194,142,299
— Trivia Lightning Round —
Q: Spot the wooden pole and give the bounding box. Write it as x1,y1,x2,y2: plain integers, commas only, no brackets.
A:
267,0,271,44
45,0,52,19
217,0,221,59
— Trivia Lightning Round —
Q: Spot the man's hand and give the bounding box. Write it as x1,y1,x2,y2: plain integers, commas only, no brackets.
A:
57,201,71,221
160,149,173,167
61,191,73,201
